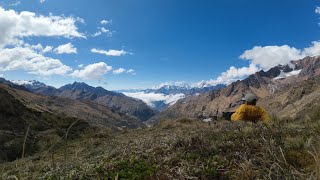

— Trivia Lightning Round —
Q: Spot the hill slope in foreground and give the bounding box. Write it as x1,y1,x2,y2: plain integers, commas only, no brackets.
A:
0,83,144,162
1,108,320,179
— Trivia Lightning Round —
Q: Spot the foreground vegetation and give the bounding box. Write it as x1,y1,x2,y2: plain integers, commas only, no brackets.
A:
1,107,320,179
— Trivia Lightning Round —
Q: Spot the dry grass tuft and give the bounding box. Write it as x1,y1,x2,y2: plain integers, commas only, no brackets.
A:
1,108,320,179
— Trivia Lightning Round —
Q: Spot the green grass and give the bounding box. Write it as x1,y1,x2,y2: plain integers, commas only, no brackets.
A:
1,108,320,179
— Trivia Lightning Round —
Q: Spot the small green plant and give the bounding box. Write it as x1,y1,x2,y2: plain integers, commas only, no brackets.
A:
100,159,159,179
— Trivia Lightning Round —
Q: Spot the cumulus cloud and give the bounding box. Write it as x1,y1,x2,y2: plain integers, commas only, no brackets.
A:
54,43,77,54
70,62,112,80
25,43,53,53
40,0,45,3
78,64,84,68
0,46,72,76
92,27,110,37
124,92,185,107
113,68,126,74
239,45,303,69
316,7,320,14
43,46,53,53
194,63,261,87
100,20,109,25
240,42,320,70
303,41,320,56
91,48,130,56
0,7,84,47
0,7,85,77
127,69,136,75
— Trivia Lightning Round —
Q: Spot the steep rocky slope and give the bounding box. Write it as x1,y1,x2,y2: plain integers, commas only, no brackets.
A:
149,56,320,124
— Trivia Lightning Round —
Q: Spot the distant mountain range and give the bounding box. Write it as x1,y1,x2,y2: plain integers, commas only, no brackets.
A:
12,81,157,122
119,83,226,111
147,56,320,125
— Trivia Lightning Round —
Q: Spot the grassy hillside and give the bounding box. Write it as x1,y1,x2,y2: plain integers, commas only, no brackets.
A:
0,86,92,163
1,107,320,179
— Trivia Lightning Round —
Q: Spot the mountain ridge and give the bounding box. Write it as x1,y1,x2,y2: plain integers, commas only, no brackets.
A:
13,81,157,122
147,56,320,124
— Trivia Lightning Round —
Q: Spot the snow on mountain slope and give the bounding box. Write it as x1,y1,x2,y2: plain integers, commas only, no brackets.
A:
274,69,302,80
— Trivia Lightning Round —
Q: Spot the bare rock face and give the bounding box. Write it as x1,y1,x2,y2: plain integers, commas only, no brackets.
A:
297,56,320,77
149,56,320,124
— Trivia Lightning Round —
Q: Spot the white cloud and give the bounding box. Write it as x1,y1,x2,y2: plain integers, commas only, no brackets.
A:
316,7,320,14
54,43,77,54
240,45,303,70
9,1,21,6
92,27,110,37
0,7,85,47
29,43,44,51
78,64,84,68
100,27,109,33
91,48,130,56
0,7,85,77
124,92,185,107
25,43,53,53
127,69,136,75
113,68,126,74
40,0,45,3
100,20,109,25
70,62,112,80
42,46,53,53
194,63,261,87
303,41,320,56
240,42,320,70
93,32,102,37
0,46,72,76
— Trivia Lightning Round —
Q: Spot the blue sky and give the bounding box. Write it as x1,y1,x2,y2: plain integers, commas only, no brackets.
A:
0,0,319,90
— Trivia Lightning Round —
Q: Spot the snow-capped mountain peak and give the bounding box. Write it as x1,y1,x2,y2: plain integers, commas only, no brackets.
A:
12,80,47,88
152,82,191,90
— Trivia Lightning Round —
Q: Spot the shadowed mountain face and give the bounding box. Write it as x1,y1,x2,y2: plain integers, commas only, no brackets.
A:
18,81,158,122
148,56,320,124
0,84,89,162
0,83,145,161
0,78,30,92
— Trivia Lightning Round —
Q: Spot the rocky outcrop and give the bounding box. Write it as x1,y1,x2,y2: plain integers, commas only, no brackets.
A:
297,56,320,77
